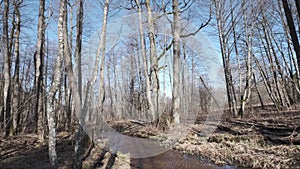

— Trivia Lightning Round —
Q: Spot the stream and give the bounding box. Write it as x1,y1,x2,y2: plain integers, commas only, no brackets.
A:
130,150,237,169
102,130,237,169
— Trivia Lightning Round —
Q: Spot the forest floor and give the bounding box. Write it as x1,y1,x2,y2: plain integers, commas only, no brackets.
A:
174,106,300,168
0,105,300,169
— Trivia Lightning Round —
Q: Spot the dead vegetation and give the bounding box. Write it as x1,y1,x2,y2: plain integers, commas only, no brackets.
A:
0,132,74,169
0,131,131,169
1,108,299,169
174,108,300,169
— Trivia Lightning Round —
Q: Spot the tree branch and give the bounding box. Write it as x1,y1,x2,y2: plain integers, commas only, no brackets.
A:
180,16,211,38
157,39,174,61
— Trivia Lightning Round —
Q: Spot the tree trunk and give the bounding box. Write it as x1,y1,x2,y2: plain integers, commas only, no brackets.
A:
3,0,13,136
253,73,265,109
135,0,156,121
97,0,109,124
281,0,300,72
12,0,21,135
45,0,68,167
214,0,238,117
35,0,46,142
238,0,253,118
75,0,83,102
146,0,159,121
58,0,88,168
172,0,181,124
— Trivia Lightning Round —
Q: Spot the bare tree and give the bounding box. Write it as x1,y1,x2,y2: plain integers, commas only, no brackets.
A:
75,0,83,102
44,0,70,167
281,0,300,72
34,0,46,142
3,0,12,136
97,0,109,123
213,0,238,116
9,0,22,136
135,0,156,121
171,0,181,124
145,0,160,121
238,0,254,117
58,0,85,167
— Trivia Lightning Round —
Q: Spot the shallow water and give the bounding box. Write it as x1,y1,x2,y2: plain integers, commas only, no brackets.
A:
130,150,237,169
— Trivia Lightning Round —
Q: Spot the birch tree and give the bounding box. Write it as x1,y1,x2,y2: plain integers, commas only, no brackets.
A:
59,0,84,167
238,0,254,117
44,0,68,167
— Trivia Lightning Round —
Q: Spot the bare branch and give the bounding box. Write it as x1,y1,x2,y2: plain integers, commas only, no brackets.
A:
180,16,211,38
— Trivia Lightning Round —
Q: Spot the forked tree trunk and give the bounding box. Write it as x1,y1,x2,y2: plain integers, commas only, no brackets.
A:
146,0,160,121
214,0,238,117
71,0,84,131
238,0,253,118
59,0,86,167
135,0,156,121
35,0,46,142
45,0,68,167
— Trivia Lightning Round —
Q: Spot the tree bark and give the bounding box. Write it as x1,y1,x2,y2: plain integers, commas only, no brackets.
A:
45,0,68,167
281,0,300,72
97,0,109,123
3,0,13,136
238,0,253,118
59,0,86,166
35,0,46,142
12,0,21,135
75,0,83,102
214,0,238,117
135,0,156,121
172,0,181,124
146,0,160,121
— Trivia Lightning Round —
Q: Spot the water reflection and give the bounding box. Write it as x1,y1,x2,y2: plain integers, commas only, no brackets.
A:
131,150,221,169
